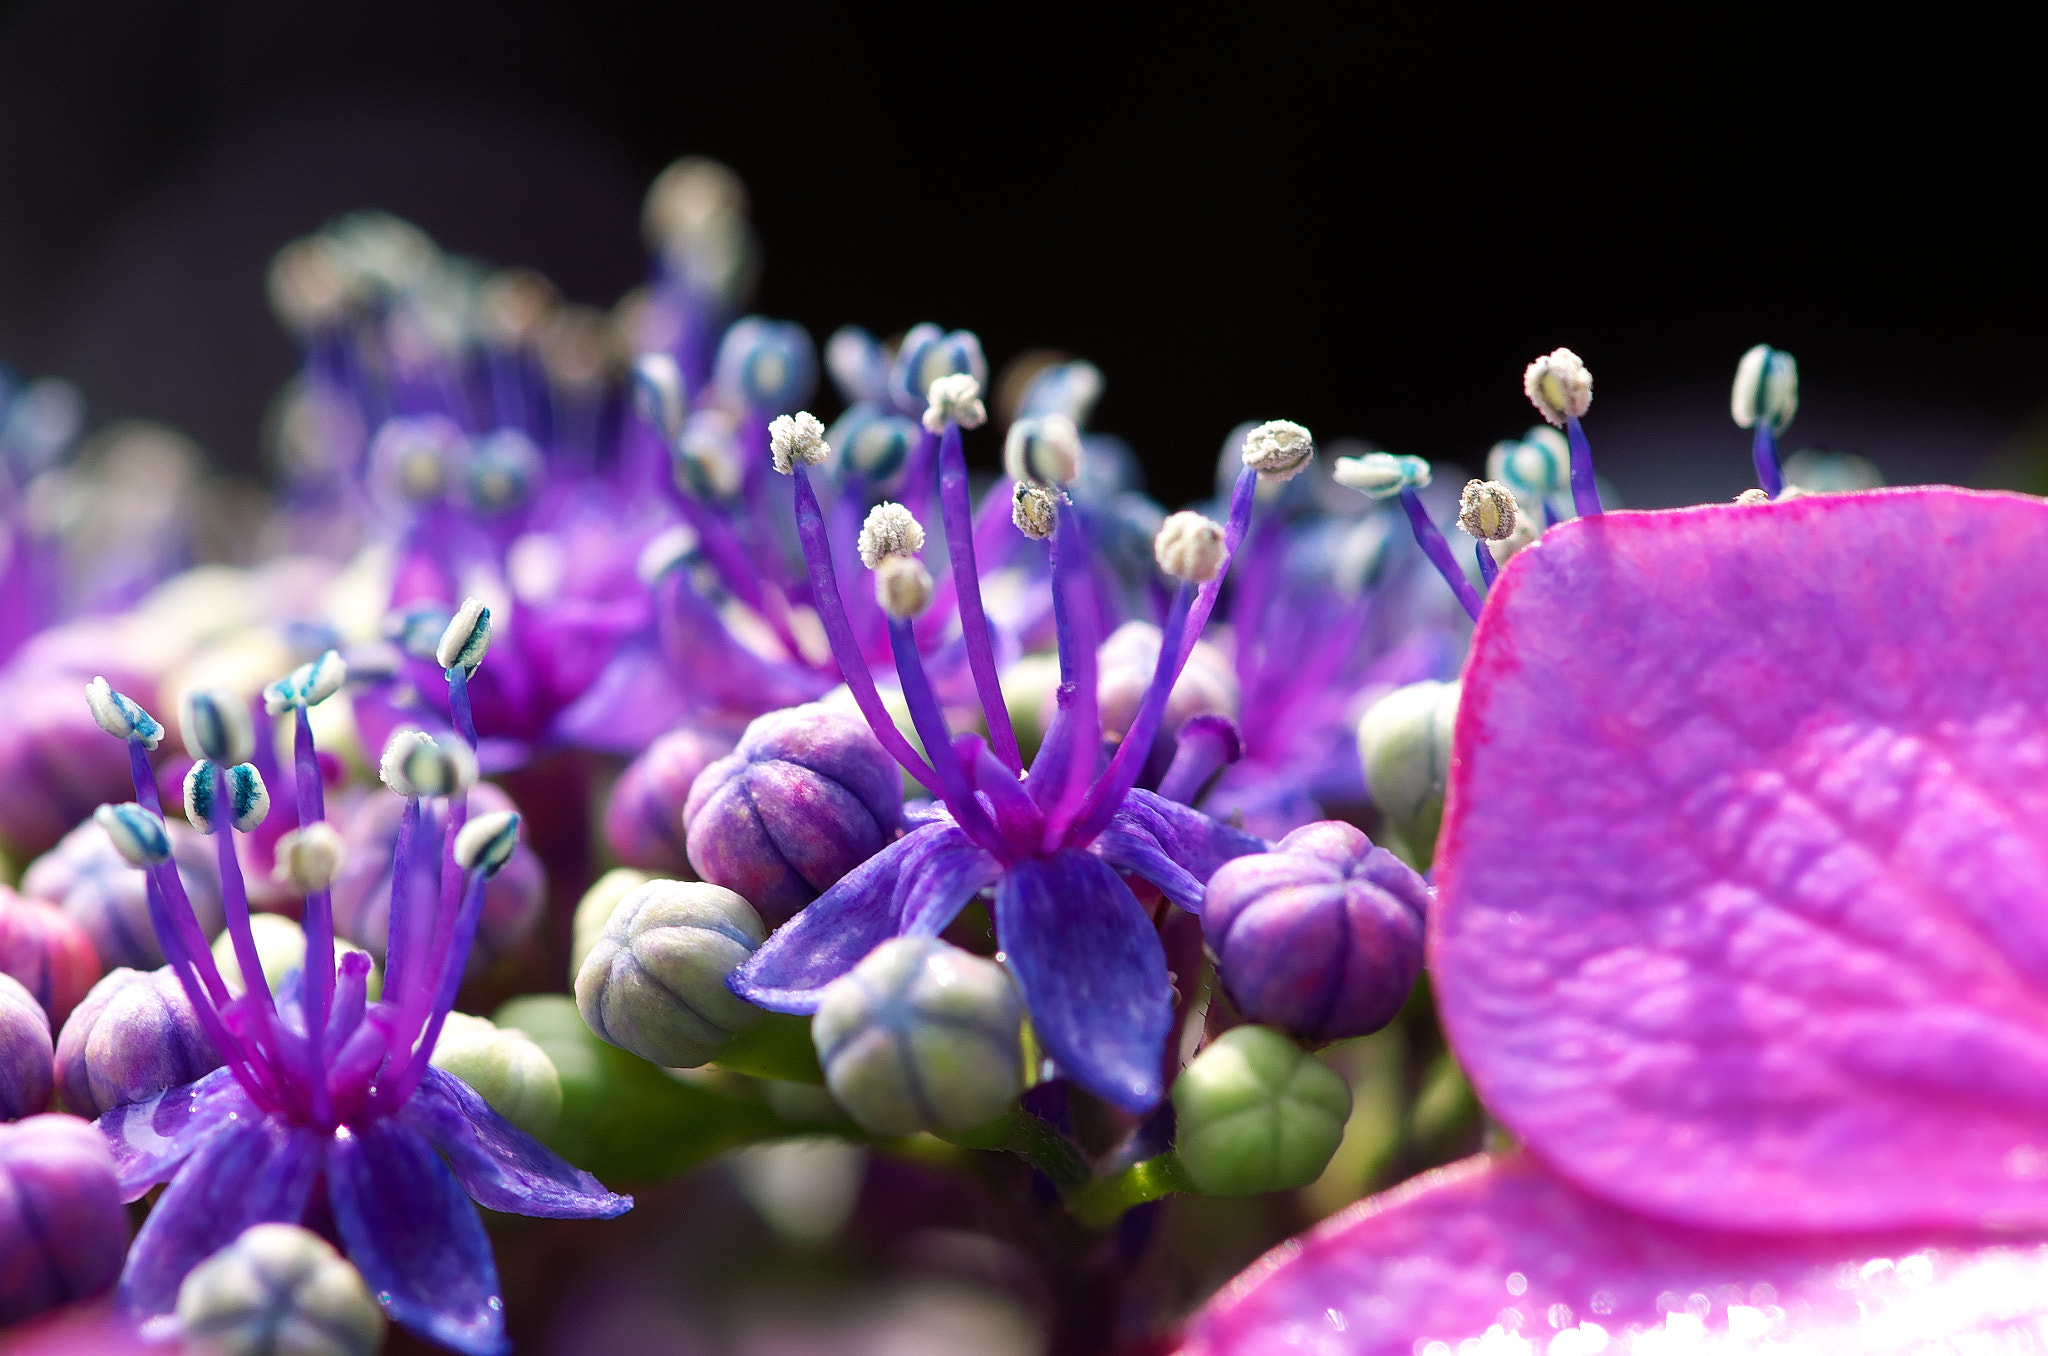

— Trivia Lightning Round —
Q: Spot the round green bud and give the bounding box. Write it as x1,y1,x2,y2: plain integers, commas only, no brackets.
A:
575,879,765,1068
569,867,650,982
1356,679,1460,865
1171,1025,1352,1196
813,936,1024,1137
211,915,381,1000
175,1222,385,1356
429,1010,563,1140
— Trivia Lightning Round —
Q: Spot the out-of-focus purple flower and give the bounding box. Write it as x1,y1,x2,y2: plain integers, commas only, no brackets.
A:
1201,821,1426,1043
0,1113,129,1325
602,726,732,875
21,818,223,972
53,967,220,1120
0,668,139,861
0,971,54,1119
0,889,101,1026
684,703,902,926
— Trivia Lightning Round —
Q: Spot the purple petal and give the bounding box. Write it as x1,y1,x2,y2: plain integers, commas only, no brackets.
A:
994,849,1169,1112
1093,788,1268,912
93,1066,249,1201
730,823,1000,1012
546,638,692,754
1178,1153,2048,1356
399,1067,632,1219
329,1118,507,1356
116,1116,323,1321
1435,489,2048,1232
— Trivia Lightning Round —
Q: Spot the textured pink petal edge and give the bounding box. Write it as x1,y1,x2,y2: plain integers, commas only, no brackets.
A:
1177,1151,2048,1356
1433,487,2048,1232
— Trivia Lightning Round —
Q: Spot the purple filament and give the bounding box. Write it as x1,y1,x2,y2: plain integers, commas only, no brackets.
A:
1565,415,1603,518
1040,506,1102,851
937,422,1023,772
1399,488,1485,623
885,618,1005,855
1070,583,1194,846
1476,540,1499,589
1752,423,1784,499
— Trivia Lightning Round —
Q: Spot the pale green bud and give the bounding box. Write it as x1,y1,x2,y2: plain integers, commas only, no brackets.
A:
1356,679,1460,866
175,1222,385,1356
429,1011,563,1140
1172,1025,1351,1196
212,915,381,1000
570,867,651,982
575,879,765,1068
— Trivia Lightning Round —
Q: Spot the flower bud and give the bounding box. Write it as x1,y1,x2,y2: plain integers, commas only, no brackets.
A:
272,823,347,894
454,810,521,876
0,973,53,1119
1332,452,1431,499
0,891,100,1027
1732,343,1799,434
429,1011,564,1139
0,1114,128,1323
767,409,830,475
1088,621,1239,755
813,936,1023,1136
632,351,688,444
436,597,492,674
1356,680,1460,864
921,372,986,433
1018,357,1105,425
54,966,221,1119
179,688,254,766
84,676,162,748
377,728,478,799
826,326,891,406
570,868,650,981
1456,479,1519,541
368,414,460,504
602,728,730,877
1523,346,1593,427
873,555,935,620
0,673,142,859
1203,821,1428,1042
674,408,747,499
175,1223,385,1356
715,316,817,414
684,704,904,925
1011,480,1060,539
856,502,926,569
1241,420,1314,481
825,404,917,489
25,817,223,972
184,761,270,835
1486,427,1571,504
1003,413,1083,486
261,649,347,715
891,324,988,416
1171,1025,1351,1196
95,802,172,868
1153,511,1226,584
575,879,765,1068
210,914,379,1001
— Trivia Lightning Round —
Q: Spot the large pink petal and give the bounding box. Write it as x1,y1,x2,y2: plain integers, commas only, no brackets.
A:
1434,488,2048,1232
1179,1153,2048,1356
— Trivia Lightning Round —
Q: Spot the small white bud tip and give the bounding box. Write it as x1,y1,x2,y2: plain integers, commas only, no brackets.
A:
1735,487,1773,506
922,373,987,434
1241,420,1314,481
455,810,522,876
1524,348,1593,427
436,597,491,674
1332,452,1432,499
273,822,348,893
1731,343,1799,433
86,676,163,749
768,410,829,474
185,761,270,835
1011,481,1060,540
1457,480,1520,541
1003,413,1082,485
262,649,348,714
378,729,479,799
179,689,254,765
856,502,926,569
632,352,688,444
1153,511,1226,584
96,802,171,867
874,555,935,620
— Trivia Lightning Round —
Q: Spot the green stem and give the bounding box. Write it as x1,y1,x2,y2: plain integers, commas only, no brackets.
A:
1069,1152,1194,1230
938,1107,1093,1194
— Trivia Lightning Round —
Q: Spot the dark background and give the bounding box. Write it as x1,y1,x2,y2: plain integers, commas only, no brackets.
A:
2,1,2040,511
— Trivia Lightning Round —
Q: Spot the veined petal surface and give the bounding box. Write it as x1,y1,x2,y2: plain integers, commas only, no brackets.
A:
399,1068,632,1218
95,1066,250,1201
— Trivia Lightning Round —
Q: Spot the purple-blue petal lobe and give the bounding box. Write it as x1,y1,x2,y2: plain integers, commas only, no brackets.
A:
1092,788,1268,912
94,1066,249,1201
400,1068,632,1219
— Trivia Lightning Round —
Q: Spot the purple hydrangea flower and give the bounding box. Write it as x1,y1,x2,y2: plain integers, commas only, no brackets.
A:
1179,487,2048,1352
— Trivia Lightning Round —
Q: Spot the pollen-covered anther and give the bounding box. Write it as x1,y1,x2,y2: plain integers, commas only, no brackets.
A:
1457,480,1520,541
1736,487,1772,506
1523,347,1593,427
179,689,254,765
455,810,522,876
1154,511,1226,583
94,802,172,867
262,649,347,714
1003,413,1082,486
436,597,491,673
272,822,348,894
768,410,830,474
1012,481,1060,540
378,729,478,799
874,555,935,620
1731,343,1800,433
1333,452,1431,500
922,373,987,433
856,502,926,569
85,676,162,748
185,761,270,835
1242,420,1315,481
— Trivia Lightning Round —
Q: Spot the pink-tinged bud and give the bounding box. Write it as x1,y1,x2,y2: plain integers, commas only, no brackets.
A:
0,672,137,860
1202,821,1429,1043
683,704,903,926
0,1114,128,1323
0,973,54,1119
20,818,224,973
602,727,733,876
0,889,101,1027
53,967,221,1119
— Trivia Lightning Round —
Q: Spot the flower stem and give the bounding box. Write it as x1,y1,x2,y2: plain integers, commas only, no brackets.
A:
1068,1152,1194,1230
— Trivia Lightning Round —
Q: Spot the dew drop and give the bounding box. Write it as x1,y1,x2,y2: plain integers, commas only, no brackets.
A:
1506,1272,1528,1296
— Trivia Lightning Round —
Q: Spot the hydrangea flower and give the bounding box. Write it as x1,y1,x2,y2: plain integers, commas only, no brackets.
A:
1179,486,2048,1352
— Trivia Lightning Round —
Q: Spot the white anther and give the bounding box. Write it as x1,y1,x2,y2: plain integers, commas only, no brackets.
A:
1457,480,1520,541
1735,487,1772,506
86,676,163,749
768,411,830,474
455,810,522,876
874,555,935,619
922,373,987,433
378,729,478,799
1012,481,1060,540
272,823,348,893
1241,420,1314,481
1524,348,1593,427
632,352,688,444
436,598,491,673
1731,343,1799,433
1153,512,1226,583
96,803,171,867
1003,414,1083,486
857,502,926,569
179,689,254,765
1333,452,1431,499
